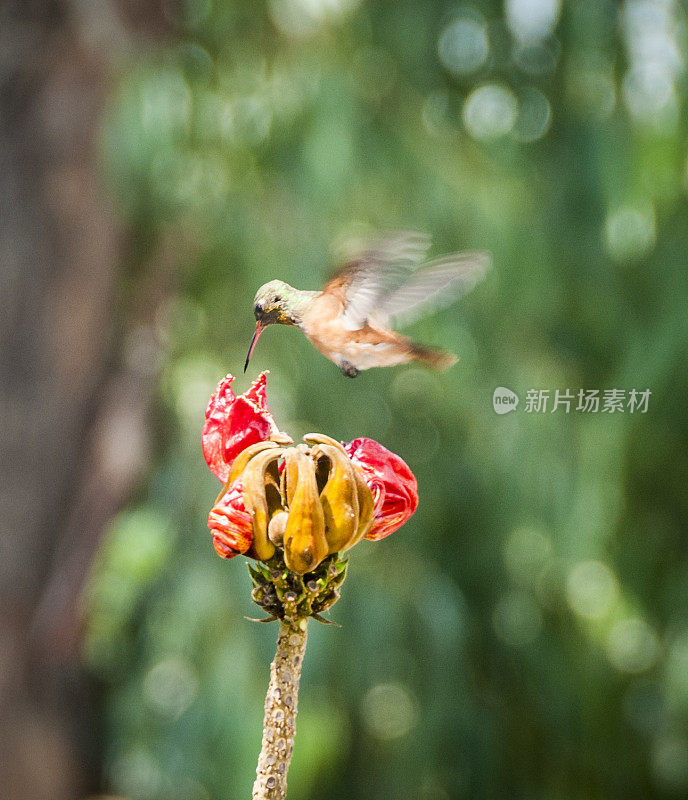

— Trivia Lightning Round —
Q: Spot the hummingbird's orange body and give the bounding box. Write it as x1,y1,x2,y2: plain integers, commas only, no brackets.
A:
244,231,490,378
300,275,451,376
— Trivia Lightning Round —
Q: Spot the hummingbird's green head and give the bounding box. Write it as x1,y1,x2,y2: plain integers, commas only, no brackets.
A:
245,280,303,372
252,280,299,327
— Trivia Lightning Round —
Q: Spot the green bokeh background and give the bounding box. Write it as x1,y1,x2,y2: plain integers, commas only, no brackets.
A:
85,1,688,798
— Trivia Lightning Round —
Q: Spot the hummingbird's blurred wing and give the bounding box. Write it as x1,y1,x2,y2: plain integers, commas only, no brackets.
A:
372,251,491,329
323,231,432,331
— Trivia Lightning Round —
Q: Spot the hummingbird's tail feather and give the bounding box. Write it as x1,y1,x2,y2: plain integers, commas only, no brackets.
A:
409,342,458,371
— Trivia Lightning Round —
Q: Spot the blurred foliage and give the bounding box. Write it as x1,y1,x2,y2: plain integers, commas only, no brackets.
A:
86,0,688,798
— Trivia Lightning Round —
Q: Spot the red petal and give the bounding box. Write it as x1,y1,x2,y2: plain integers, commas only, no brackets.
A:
243,372,271,414
344,438,418,541
202,372,279,483
207,479,253,559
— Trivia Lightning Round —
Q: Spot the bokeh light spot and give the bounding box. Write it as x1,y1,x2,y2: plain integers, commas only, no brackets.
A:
505,0,562,41
566,62,616,120
623,64,678,123
104,508,173,584
606,618,660,673
438,16,489,76
463,84,518,141
566,560,618,620
419,776,452,800
620,0,683,129
604,202,656,262
361,683,418,740
140,71,191,137
165,355,226,426
503,525,552,585
144,657,199,720
653,734,688,791
269,0,360,38
110,749,162,799
232,96,273,145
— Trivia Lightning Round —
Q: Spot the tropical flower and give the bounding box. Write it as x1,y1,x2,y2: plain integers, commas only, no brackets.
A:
203,373,417,572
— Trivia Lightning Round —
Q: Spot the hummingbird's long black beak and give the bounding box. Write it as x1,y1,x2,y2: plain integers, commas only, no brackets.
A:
244,321,265,372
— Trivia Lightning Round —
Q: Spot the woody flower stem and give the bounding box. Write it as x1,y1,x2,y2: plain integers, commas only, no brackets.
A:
252,619,309,800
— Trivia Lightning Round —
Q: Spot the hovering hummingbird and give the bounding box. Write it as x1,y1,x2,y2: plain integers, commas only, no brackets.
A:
244,230,490,378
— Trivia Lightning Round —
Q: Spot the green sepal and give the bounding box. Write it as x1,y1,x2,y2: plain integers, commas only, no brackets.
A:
246,550,349,624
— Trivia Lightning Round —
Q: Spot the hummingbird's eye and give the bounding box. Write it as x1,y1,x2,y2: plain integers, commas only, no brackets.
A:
274,295,281,303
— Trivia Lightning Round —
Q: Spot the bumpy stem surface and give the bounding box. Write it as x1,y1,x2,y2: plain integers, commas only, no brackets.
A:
252,620,308,800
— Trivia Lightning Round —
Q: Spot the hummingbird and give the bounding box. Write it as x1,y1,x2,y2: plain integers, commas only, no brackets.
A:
244,230,490,378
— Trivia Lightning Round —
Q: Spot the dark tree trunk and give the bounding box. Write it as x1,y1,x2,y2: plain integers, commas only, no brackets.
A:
0,2,171,797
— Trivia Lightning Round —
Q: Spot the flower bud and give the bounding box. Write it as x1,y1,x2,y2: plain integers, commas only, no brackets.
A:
268,510,289,546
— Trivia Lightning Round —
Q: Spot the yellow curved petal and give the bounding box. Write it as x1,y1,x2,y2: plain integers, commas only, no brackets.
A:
350,463,375,546
312,443,360,554
281,447,302,507
303,433,347,454
241,448,283,561
228,440,280,485
283,452,328,574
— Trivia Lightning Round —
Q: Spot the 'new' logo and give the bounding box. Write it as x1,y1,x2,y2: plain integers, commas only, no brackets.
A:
493,387,519,414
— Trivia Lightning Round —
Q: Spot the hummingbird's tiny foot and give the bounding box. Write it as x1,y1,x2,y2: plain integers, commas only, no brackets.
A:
340,361,359,378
